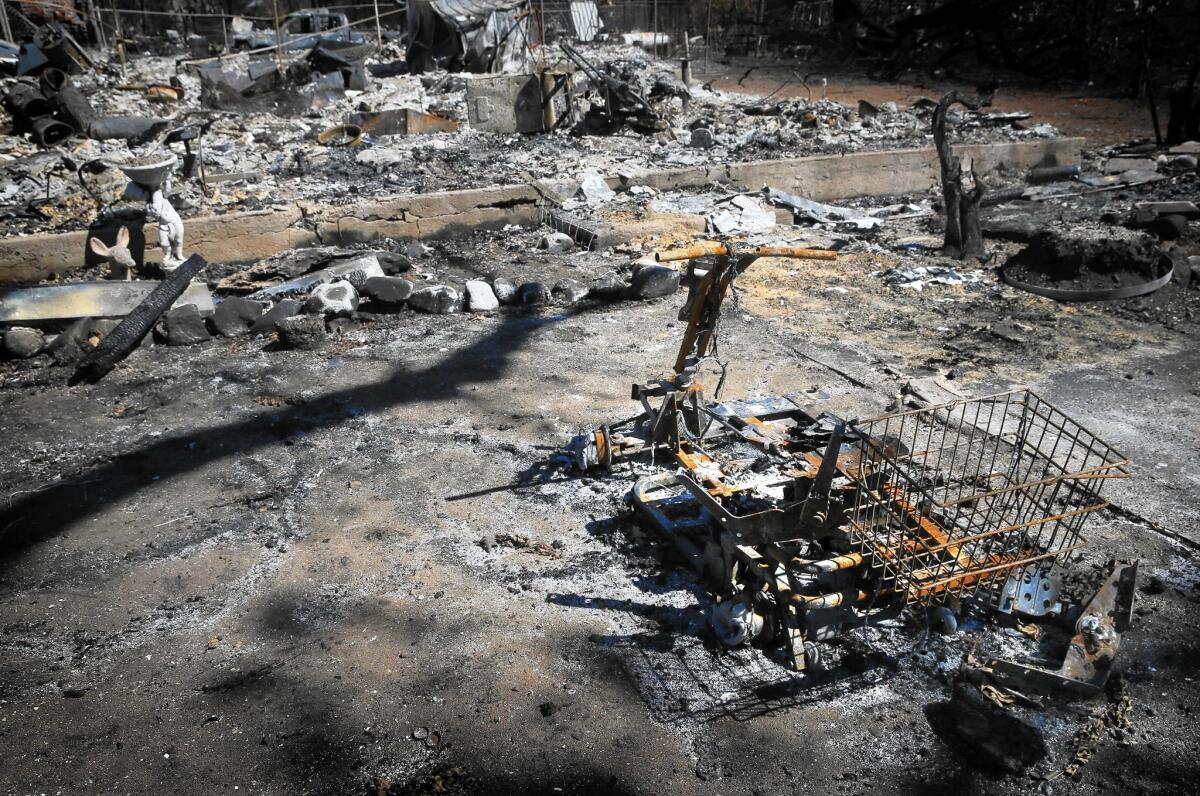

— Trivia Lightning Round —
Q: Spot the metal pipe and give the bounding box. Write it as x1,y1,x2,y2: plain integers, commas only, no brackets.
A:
797,552,864,574
655,243,838,262
87,116,168,142
790,589,867,610
31,117,73,146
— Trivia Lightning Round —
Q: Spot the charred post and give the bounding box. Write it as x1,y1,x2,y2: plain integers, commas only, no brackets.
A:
933,89,994,260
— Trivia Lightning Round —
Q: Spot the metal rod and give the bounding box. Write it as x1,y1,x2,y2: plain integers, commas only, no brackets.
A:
373,0,382,43
272,0,283,71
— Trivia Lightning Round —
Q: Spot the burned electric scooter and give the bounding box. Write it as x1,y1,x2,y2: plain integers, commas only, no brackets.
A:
566,241,1132,671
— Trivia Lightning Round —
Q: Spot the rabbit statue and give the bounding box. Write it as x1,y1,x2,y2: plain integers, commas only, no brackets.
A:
88,225,139,280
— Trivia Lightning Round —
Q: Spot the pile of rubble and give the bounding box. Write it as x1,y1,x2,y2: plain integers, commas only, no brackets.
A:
0,34,1062,239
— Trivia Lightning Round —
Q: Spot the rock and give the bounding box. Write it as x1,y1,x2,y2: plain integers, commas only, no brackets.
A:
408,285,461,314
303,280,359,318
361,276,414,309
465,280,499,312
250,298,302,335
492,277,517,304
579,172,615,204
630,264,680,299
3,326,45,358
1169,140,1200,154
377,252,412,275
1149,214,1188,241
163,305,212,346
879,101,899,113
539,232,575,254
1171,154,1198,170
45,317,93,364
551,279,588,304
210,296,263,337
689,127,715,148
588,272,630,301
518,282,550,306
275,314,326,350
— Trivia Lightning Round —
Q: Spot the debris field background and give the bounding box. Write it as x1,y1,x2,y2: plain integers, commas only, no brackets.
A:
1,2,1199,795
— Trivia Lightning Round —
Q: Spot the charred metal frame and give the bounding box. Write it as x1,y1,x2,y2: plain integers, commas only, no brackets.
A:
569,241,1131,671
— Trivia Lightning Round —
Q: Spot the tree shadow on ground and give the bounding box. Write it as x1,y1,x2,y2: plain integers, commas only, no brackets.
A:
0,309,595,567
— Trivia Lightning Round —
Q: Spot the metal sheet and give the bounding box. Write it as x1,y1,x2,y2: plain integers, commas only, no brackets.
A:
569,1,601,42
465,74,544,134
0,281,214,322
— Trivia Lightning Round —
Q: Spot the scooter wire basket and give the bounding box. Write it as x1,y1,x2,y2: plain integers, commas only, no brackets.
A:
846,390,1130,606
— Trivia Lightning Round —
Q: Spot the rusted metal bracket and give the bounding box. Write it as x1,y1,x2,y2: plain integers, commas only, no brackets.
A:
986,560,1138,697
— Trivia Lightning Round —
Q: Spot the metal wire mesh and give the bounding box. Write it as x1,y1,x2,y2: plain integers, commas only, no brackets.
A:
846,390,1130,606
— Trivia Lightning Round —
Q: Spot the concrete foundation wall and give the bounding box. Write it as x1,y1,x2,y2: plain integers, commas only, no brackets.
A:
0,138,1083,285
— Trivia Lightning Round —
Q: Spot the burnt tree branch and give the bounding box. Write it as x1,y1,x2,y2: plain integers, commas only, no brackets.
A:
933,89,994,260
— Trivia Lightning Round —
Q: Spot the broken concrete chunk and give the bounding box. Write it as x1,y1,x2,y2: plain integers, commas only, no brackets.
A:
162,305,212,346
3,326,45,358
552,279,588,305
518,282,550,306
275,314,326,350
361,276,414,309
408,285,461,314
45,317,93,364
210,297,263,337
579,172,616,204
492,277,517,304
630,264,680,299
1169,140,1200,154
465,280,499,312
250,298,302,336
539,232,575,254
303,280,359,318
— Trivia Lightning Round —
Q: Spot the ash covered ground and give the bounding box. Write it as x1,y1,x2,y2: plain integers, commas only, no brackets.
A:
2,26,1200,796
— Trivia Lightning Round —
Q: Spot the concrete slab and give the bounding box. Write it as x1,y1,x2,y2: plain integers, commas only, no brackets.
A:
0,139,1084,285
0,280,215,322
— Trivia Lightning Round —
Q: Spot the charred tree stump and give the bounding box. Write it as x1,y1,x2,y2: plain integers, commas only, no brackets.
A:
933,89,993,260
70,253,208,385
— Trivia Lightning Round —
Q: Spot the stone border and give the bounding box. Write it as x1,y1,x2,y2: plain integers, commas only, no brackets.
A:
0,138,1083,285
